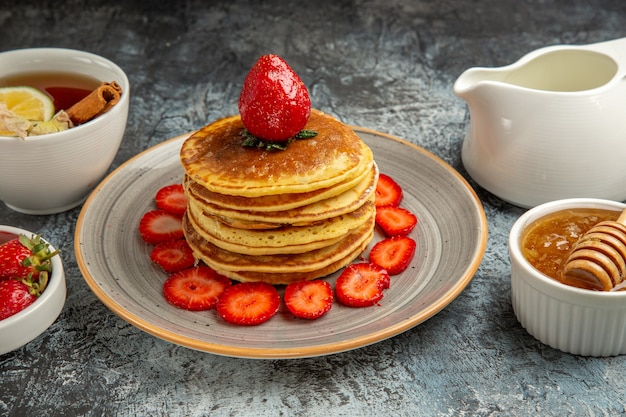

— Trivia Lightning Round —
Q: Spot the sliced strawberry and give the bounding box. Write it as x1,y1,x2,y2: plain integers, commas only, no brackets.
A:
0,279,37,320
335,263,390,307
238,54,311,142
375,173,403,208
163,266,231,311
380,273,391,290
375,206,417,236
150,239,195,273
284,280,333,320
155,184,187,217
369,235,416,275
139,210,184,244
216,282,280,326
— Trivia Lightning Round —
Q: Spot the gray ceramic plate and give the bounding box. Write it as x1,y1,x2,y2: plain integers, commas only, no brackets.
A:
75,127,487,359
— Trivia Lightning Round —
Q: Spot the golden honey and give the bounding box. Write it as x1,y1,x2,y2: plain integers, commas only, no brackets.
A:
521,208,620,284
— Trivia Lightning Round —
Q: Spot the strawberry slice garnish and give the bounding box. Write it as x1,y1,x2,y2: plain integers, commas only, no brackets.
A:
150,239,195,273
375,206,417,236
369,235,416,275
155,183,188,217
139,210,184,244
0,279,38,320
163,266,232,311
284,280,333,320
335,263,390,307
375,173,403,208
216,282,280,326
238,54,311,142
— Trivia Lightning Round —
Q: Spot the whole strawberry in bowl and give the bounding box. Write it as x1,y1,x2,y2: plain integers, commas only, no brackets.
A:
0,225,65,355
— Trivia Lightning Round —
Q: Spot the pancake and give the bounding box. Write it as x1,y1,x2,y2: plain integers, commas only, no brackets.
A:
213,240,372,284
186,209,348,256
185,164,377,228
187,199,375,255
182,160,374,213
180,109,373,197
183,212,374,273
183,212,374,285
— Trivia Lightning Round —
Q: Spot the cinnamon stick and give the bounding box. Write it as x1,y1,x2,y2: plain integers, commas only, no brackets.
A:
66,81,122,125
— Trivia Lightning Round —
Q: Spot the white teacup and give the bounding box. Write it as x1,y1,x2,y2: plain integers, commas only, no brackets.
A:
0,48,130,214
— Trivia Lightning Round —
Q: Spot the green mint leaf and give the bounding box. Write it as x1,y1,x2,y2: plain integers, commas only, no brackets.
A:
241,128,318,151
265,142,288,151
295,130,318,139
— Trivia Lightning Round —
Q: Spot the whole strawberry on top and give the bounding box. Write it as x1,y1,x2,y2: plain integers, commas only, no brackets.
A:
0,234,59,320
238,54,311,142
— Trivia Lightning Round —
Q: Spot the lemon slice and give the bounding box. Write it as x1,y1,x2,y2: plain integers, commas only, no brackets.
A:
0,86,55,136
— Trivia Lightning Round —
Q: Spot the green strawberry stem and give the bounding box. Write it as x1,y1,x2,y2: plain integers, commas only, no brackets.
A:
295,130,317,139
17,234,59,297
241,129,318,151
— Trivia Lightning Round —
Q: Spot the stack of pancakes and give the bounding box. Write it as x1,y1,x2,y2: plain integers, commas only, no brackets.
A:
179,109,376,285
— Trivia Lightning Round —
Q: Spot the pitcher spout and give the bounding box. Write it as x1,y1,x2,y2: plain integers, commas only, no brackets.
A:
453,67,511,98
456,37,626,97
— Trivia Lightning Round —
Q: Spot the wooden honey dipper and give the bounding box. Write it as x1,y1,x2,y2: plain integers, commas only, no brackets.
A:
562,209,626,291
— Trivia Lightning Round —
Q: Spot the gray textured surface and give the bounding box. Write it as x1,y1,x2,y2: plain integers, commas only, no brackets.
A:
1,1,626,416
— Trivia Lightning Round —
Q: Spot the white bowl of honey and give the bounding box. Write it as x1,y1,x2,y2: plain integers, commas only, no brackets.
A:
509,198,626,356
0,48,129,214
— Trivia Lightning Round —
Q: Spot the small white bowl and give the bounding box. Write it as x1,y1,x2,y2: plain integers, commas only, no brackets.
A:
0,48,130,215
0,226,66,355
509,198,626,356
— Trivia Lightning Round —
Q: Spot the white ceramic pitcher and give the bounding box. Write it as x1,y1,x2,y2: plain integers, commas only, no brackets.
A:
454,37,626,208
